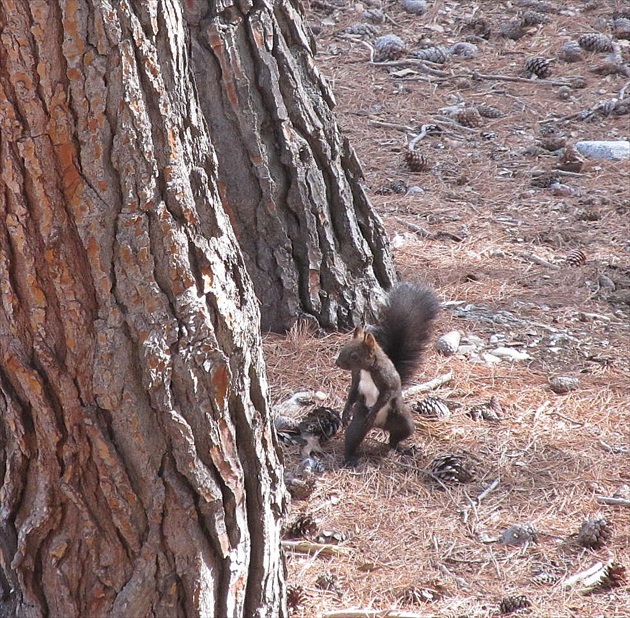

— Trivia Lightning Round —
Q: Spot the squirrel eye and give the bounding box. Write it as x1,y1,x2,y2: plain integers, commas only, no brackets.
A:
350,351,358,360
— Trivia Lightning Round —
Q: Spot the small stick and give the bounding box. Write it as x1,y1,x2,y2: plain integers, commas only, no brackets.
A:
281,540,351,556
395,217,436,239
471,70,584,87
368,119,415,133
596,496,630,508
403,371,454,397
373,58,450,77
437,563,470,588
320,609,424,618
511,251,561,270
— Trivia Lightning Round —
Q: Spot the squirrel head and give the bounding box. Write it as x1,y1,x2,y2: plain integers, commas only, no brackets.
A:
335,326,379,371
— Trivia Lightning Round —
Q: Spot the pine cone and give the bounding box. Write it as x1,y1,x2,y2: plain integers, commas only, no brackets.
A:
538,136,567,151
376,179,408,195
374,34,406,61
531,570,560,585
286,476,316,501
565,249,586,267
500,20,526,40
434,330,461,355
476,104,503,118
558,145,585,172
576,516,613,549
345,22,380,37
577,33,614,53
451,42,478,59
284,513,318,539
549,375,579,394
400,0,428,15
530,172,559,188
363,8,385,24
287,585,307,613
414,396,451,419
400,584,444,604
429,454,476,484
298,407,341,443
521,10,549,26
465,17,492,40
467,396,502,422
501,523,538,546
499,595,532,614
525,56,553,78
454,107,483,128
315,571,341,593
403,150,430,172
413,45,452,64
559,40,583,63
613,17,630,40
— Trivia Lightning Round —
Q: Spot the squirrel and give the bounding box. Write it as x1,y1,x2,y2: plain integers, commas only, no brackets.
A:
335,282,439,465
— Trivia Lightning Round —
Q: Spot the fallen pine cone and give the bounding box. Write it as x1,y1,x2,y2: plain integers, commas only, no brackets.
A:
565,249,586,266
525,56,553,78
499,594,532,614
577,32,614,53
576,516,613,549
403,150,430,172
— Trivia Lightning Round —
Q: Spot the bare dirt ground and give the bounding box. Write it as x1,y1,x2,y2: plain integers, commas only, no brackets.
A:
265,1,630,615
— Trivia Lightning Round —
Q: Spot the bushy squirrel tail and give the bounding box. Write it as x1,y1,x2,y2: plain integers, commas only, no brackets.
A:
372,282,439,385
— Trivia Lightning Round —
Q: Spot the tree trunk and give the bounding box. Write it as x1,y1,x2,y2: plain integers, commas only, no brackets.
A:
186,0,397,331
0,1,286,616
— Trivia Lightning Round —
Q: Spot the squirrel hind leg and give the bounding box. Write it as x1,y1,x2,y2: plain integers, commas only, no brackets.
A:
383,409,414,450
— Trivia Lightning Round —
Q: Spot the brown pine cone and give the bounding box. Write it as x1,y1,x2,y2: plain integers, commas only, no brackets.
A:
284,513,318,539
577,32,615,53
413,45,452,64
521,10,549,26
454,107,483,128
467,396,502,422
374,34,406,61
287,585,307,613
465,17,492,39
565,249,586,267
613,17,630,40
576,516,612,549
500,19,526,40
499,595,532,614
530,172,560,188
414,396,451,419
559,40,584,63
476,103,503,118
525,56,553,78
403,150,430,172
429,454,476,484
539,135,567,151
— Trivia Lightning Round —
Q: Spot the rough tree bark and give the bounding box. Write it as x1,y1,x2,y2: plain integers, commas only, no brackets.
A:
0,1,286,616
185,0,397,331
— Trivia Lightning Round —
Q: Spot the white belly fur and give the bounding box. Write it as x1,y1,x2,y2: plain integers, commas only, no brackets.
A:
359,370,390,428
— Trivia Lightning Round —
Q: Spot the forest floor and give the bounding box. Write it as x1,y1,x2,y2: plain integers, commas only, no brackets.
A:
264,1,630,616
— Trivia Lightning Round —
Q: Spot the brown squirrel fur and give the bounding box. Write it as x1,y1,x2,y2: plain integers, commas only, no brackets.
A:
335,283,439,464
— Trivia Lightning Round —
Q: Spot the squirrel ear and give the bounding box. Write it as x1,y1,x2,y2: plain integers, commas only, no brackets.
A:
364,332,377,348
353,326,364,339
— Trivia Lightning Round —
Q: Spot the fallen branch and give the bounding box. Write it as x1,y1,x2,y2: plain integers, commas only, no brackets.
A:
461,478,501,524
596,495,630,508
368,119,415,133
320,609,426,618
512,251,561,270
373,58,449,77
281,540,351,556
470,70,585,88
395,217,435,239
403,371,454,397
